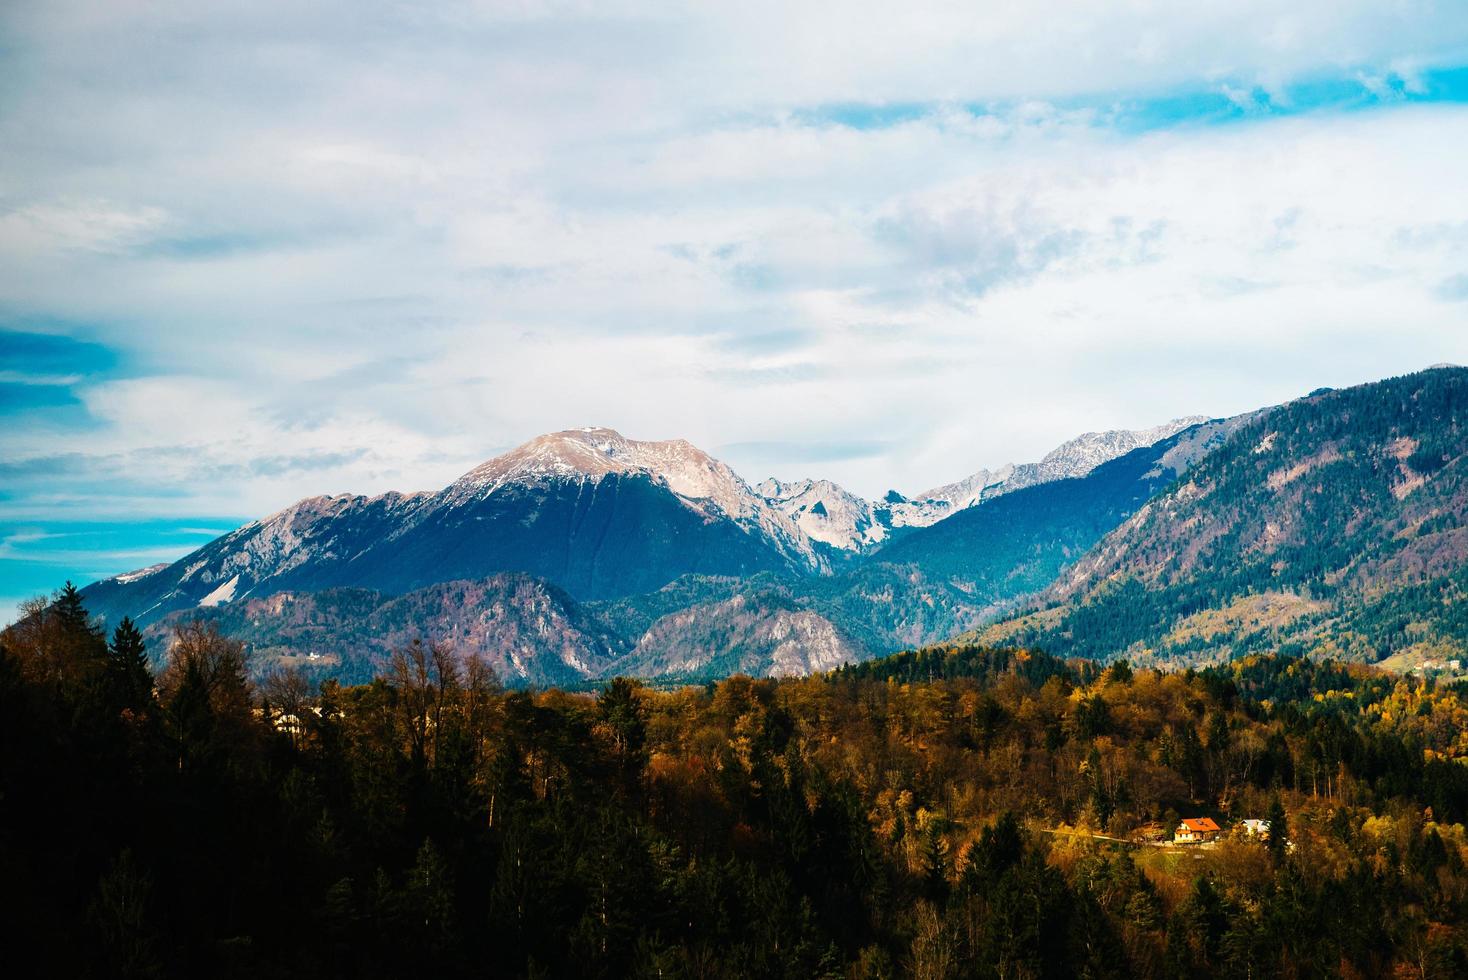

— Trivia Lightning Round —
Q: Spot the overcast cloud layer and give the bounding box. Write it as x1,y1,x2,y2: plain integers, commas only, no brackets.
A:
4,1,1468,619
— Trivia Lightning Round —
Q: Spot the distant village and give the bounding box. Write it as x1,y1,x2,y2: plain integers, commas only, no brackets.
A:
1410,657,1464,677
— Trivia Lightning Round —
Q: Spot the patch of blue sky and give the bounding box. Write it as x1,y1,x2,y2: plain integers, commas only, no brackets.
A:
792,60,1468,135
0,326,117,377
0,517,245,624
0,382,82,411
0,327,126,428
790,101,929,130
1095,67,1448,134
1424,63,1468,102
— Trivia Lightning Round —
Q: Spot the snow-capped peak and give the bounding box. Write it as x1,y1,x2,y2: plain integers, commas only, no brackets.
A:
451,428,826,570
454,427,759,517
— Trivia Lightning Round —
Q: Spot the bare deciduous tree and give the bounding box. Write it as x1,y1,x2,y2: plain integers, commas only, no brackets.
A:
389,637,459,768
261,666,312,748
158,619,251,715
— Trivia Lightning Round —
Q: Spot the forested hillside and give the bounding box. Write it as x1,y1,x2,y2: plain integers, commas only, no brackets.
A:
142,574,631,688
981,367,1468,669
143,566,994,687
6,584,1468,977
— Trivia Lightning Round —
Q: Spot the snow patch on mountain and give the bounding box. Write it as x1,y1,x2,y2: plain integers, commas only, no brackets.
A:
756,477,889,552
452,427,824,570
112,563,169,584
199,574,240,607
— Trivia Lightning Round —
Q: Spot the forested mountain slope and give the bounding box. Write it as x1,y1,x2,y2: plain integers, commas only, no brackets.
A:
156,566,997,687
978,367,1468,667
144,574,631,688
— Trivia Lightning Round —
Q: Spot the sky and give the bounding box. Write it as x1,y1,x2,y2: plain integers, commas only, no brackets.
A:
4,1,1468,623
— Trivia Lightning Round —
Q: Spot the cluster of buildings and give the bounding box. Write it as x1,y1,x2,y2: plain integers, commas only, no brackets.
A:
1411,658,1463,675
1172,816,1271,845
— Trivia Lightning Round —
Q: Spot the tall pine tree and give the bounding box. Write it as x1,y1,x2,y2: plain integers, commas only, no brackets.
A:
107,617,154,716
52,581,93,634
48,581,109,691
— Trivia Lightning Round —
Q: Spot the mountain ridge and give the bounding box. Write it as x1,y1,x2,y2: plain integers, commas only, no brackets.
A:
751,416,1210,552
85,416,1205,629
974,367,1468,669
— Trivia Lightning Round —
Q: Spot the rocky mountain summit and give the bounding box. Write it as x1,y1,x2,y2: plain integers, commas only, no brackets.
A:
81,428,828,629
754,477,891,553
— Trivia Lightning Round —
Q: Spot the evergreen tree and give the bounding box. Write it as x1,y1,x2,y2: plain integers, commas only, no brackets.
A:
167,657,217,776
1180,877,1230,969
108,617,154,715
962,811,1024,893
408,838,459,968
52,581,94,635
919,826,949,906
597,676,647,792
1266,793,1288,864
86,849,162,979
44,581,109,689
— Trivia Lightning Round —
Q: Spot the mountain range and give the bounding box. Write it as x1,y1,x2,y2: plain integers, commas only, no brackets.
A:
71,367,1468,685
77,415,1206,682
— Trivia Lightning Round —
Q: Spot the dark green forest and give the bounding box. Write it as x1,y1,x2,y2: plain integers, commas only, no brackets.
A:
6,584,1468,977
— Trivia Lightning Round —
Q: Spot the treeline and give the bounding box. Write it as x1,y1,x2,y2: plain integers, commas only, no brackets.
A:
834,642,1098,688
5,585,1468,976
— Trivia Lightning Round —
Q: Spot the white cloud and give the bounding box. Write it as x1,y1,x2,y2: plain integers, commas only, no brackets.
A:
0,199,169,255
2,0,1468,530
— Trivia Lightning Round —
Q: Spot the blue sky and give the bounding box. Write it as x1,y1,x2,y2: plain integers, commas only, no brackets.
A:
5,1,1468,622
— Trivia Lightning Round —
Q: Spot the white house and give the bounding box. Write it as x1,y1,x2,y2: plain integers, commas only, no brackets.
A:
1175,817,1221,843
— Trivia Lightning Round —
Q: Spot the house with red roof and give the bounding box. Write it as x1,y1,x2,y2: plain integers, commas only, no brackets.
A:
1175,817,1221,843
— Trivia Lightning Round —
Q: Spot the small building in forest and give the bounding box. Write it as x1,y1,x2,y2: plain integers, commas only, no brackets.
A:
1240,818,1272,840
1175,817,1221,843
1131,822,1168,844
